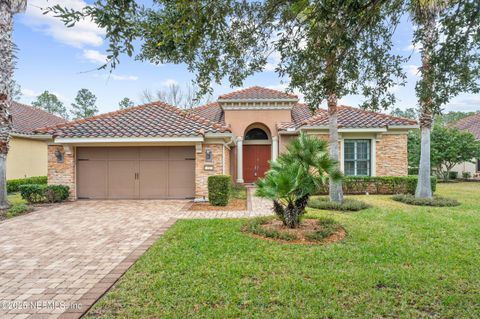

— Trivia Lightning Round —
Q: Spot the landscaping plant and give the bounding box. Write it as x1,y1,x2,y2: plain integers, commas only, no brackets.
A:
19,184,70,204
0,0,27,209
392,194,460,207
256,133,341,228
208,175,231,206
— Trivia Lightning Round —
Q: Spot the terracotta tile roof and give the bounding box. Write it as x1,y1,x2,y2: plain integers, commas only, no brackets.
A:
450,113,480,139
10,102,66,135
218,86,298,100
189,102,225,124
292,103,315,124
36,102,231,138
281,105,417,131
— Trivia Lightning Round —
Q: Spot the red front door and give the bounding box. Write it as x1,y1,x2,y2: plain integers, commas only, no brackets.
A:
243,145,271,183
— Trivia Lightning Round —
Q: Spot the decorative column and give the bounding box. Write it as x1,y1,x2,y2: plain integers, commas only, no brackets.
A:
272,136,279,161
236,136,244,183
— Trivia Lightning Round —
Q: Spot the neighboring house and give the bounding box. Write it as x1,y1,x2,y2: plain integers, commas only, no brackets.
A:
7,102,66,180
450,112,480,178
37,86,417,201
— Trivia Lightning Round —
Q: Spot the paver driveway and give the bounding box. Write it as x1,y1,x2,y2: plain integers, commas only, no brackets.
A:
0,196,272,319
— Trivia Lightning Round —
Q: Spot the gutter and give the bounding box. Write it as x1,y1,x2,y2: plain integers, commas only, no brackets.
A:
11,133,53,140
54,136,205,144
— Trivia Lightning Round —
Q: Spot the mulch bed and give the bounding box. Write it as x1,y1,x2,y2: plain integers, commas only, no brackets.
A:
189,198,247,211
244,218,346,245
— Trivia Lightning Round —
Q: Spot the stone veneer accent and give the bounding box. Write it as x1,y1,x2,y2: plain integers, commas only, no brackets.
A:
281,133,408,176
376,133,408,176
195,144,229,199
48,145,76,200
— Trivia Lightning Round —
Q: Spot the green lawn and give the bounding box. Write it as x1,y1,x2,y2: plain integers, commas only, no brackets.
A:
86,183,480,319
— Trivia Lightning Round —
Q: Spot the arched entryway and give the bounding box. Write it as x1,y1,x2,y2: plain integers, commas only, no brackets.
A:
243,124,271,183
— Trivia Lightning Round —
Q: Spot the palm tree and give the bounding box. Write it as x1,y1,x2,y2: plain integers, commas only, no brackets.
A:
256,133,342,228
410,0,445,198
0,0,27,209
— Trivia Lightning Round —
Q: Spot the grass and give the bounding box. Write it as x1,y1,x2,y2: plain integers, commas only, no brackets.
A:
0,193,32,219
244,216,298,241
392,194,460,207
86,183,480,319
304,217,342,241
308,196,371,211
231,184,247,200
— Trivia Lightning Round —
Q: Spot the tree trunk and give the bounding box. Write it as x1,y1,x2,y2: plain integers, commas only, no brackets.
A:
328,92,344,203
0,1,15,210
416,122,432,198
273,195,309,229
415,10,436,199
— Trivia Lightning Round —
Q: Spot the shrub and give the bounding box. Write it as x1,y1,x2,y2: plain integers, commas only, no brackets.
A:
408,167,419,175
208,175,231,206
19,184,46,203
44,185,70,203
308,196,370,211
448,171,458,180
462,172,472,179
392,194,460,207
18,184,70,204
7,176,47,193
305,217,342,241
6,203,33,218
317,176,437,195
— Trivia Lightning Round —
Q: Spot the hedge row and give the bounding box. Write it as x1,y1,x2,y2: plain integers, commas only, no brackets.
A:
19,184,70,204
318,176,437,195
7,176,47,193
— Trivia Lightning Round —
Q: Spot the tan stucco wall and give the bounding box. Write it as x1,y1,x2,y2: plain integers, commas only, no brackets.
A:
7,137,49,179
224,109,292,137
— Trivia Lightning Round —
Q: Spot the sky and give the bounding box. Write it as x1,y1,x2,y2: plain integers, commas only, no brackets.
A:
13,0,479,116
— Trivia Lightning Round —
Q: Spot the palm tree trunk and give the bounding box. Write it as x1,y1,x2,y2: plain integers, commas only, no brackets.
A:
328,91,344,202
415,8,436,199
416,114,433,198
0,1,26,209
0,1,15,209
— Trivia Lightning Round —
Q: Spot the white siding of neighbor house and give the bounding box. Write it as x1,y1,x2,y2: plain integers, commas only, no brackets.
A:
450,160,478,176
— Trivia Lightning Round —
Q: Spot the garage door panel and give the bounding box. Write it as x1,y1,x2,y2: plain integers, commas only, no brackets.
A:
108,148,138,160
77,148,108,160
77,146,195,199
108,160,138,199
169,147,195,160
77,160,107,199
139,161,168,199
139,147,169,160
168,160,195,198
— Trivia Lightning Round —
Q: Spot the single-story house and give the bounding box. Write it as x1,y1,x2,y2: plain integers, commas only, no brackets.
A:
7,102,66,179
450,112,480,178
37,86,417,201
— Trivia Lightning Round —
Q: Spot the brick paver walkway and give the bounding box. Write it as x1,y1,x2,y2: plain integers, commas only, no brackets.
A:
0,193,272,319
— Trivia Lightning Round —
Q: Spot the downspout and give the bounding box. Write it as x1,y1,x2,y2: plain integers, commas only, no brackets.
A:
222,143,225,175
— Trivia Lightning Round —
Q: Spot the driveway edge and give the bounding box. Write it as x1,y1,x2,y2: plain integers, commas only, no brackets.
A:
58,218,177,319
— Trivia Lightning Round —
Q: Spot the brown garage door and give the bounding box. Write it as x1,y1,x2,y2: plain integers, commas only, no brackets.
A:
77,147,195,199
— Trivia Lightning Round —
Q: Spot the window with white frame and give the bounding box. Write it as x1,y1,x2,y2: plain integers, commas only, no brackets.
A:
344,140,371,176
